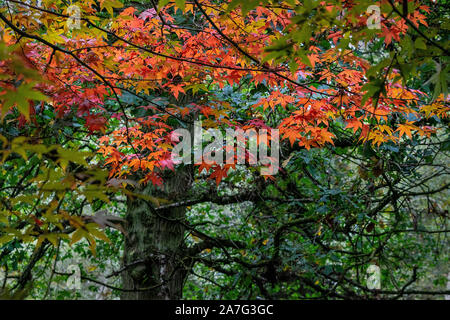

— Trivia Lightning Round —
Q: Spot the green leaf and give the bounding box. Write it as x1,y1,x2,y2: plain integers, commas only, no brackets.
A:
158,0,171,7
414,38,427,50
175,0,185,11
101,0,124,16
70,228,84,246
1,83,48,121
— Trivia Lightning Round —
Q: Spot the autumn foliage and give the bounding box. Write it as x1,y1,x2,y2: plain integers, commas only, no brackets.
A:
0,0,447,187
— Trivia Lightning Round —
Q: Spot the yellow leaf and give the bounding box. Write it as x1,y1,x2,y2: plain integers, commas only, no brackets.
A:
87,265,98,272
0,235,14,245
45,233,60,247
70,228,84,246
87,224,110,243
316,225,323,236
100,0,123,16
86,234,97,256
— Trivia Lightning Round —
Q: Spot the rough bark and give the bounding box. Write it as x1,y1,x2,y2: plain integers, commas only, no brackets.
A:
121,90,197,299
121,168,192,300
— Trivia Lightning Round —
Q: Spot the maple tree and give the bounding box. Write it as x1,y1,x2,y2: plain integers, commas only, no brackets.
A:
0,0,448,299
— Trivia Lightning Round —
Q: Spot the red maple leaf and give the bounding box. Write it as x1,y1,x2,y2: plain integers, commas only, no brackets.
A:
86,115,107,133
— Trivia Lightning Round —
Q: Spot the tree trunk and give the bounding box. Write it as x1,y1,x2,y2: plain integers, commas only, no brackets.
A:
121,168,192,300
